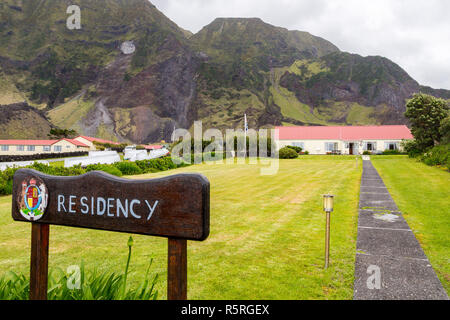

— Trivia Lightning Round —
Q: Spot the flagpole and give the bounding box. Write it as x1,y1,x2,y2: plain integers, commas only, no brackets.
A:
244,114,248,156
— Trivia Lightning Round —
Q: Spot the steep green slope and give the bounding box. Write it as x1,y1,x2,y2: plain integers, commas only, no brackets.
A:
0,0,189,108
0,102,54,139
0,1,449,142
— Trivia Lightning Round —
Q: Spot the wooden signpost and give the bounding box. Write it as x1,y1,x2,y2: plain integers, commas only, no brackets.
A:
11,169,210,300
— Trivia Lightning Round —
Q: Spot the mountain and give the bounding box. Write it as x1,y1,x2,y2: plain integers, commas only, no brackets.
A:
1,0,196,142
0,0,448,142
0,102,54,139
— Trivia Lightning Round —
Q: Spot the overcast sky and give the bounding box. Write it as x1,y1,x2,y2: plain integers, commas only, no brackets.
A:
151,0,450,90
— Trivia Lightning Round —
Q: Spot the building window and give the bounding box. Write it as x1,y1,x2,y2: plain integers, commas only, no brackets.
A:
291,142,305,150
384,142,398,151
43,146,51,152
1,145,9,151
325,142,338,152
17,145,25,151
365,142,377,151
54,146,62,152
27,146,35,152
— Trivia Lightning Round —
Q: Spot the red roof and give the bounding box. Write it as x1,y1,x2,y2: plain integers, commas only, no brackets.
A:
276,125,413,141
144,145,164,150
0,139,89,147
61,139,89,147
0,140,58,146
76,136,120,145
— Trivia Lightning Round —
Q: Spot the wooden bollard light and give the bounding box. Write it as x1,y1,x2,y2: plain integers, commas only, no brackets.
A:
11,169,210,300
323,194,334,269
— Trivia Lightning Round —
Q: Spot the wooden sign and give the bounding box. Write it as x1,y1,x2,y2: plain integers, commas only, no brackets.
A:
11,168,210,300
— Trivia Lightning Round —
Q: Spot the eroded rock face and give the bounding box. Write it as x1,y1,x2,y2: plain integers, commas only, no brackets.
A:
120,41,136,55
81,36,200,144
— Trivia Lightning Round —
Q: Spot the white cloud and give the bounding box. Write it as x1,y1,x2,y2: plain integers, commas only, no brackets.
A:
151,0,450,89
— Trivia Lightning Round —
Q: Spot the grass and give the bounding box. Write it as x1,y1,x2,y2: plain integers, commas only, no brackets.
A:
48,97,95,133
371,156,450,294
0,157,362,299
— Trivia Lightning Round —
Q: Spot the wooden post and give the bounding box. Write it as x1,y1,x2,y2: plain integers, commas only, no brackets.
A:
167,238,187,300
30,223,49,300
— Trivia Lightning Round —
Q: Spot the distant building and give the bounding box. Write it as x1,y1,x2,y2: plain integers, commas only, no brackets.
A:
144,145,164,151
74,136,120,151
275,125,414,155
0,139,89,156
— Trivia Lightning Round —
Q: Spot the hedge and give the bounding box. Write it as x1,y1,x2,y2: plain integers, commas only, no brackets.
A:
0,157,188,196
0,151,88,163
420,144,450,170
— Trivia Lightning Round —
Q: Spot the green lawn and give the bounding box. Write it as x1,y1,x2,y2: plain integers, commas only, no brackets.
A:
0,157,361,300
371,156,450,294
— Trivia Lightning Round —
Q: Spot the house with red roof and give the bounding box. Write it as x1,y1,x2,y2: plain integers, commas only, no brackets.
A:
0,138,90,156
275,125,414,155
74,136,121,151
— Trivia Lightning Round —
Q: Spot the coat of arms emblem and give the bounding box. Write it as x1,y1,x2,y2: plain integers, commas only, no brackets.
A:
18,177,48,221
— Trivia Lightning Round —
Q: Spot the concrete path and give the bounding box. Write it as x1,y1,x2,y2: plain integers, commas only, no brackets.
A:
353,159,448,300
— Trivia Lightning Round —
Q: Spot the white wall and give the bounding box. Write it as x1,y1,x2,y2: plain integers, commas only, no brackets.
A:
277,139,406,155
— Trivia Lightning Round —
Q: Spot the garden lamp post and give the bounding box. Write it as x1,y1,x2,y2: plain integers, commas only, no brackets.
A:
323,194,334,269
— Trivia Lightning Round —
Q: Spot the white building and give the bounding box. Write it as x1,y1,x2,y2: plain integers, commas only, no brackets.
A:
74,136,121,151
0,139,90,156
276,125,414,155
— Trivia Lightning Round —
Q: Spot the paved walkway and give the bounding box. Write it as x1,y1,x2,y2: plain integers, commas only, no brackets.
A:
353,159,448,300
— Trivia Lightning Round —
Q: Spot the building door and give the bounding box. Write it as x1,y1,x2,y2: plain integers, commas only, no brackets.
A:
349,143,354,155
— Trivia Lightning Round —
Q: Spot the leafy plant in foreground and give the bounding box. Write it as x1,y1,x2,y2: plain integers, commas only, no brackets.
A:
0,237,159,300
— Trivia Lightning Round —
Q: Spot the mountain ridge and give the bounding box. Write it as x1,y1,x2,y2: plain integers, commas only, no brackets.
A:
0,0,448,142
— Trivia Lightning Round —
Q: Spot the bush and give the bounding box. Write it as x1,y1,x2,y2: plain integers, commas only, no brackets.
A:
114,162,143,175
363,151,372,155
279,147,299,159
420,144,450,169
0,157,184,196
86,164,123,177
286,146,303,154
0,151,88,163
382,150,405,155
402,140,423,158
135,157,179,173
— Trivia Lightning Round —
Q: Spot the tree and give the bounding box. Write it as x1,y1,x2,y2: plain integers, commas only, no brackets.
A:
48,128,77,139
404,93,449,152
439,115,450,145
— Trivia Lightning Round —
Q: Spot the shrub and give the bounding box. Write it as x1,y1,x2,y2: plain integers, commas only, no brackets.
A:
86,164,123,177
0,151,88,163
402,140,423,158
136,157,180,173
286,145,303,154
0,177,13,196
420,144,450,168
114,162,143,175
0,157,184,196
279,147,299,159
363,151,372,155
382,150,405,155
